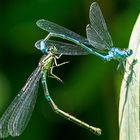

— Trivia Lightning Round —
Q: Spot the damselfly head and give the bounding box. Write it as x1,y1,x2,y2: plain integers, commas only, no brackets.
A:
127,49,133,57
48,46,57,53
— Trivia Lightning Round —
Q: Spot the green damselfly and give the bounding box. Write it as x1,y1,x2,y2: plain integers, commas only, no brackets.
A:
0,46,101,138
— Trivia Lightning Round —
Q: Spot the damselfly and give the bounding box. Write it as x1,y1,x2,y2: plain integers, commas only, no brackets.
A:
0,46,101,138
36,2,132,63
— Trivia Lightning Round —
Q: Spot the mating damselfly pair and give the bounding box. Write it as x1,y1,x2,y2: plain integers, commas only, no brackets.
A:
0,2,132,138
35,2,132,65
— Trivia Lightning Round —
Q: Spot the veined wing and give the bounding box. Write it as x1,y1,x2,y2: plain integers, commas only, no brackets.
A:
0,66,42,138
86,2,113,50
35,39,93,55
36,19,89,45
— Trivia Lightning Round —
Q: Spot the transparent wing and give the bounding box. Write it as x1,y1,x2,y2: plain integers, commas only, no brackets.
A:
35,39,93,55
0,67,41,138
86,2,113,50
36,19,89,45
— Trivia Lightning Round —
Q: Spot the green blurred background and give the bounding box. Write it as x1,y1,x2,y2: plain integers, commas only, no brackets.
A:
0,0,139,140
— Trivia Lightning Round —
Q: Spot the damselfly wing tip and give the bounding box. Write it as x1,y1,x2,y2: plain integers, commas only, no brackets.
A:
90,2,98,9
36,19,45,27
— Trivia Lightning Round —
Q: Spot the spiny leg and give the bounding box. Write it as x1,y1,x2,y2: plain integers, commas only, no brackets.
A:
48,57,69,82
41,72,102,135
55,53,62,59
48,66,63,83
54,57,69,67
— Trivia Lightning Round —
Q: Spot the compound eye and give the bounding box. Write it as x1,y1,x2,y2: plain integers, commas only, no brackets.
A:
48,46,57,53
127,49,133,56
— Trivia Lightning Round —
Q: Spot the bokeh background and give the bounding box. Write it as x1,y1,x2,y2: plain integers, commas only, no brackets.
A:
0,0,139,140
